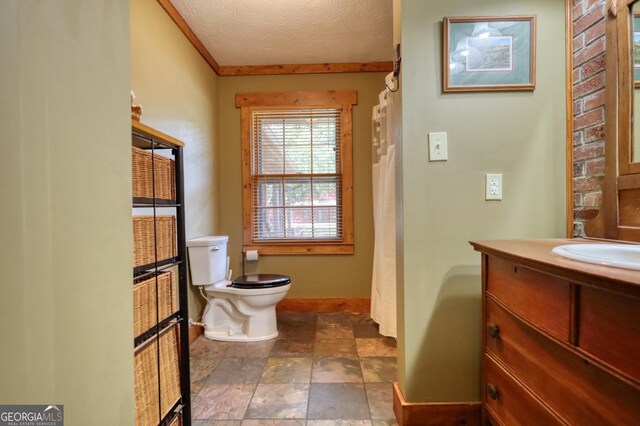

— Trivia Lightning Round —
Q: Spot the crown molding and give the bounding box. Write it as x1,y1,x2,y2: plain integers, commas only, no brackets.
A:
219,61,393,76
156,0,222,73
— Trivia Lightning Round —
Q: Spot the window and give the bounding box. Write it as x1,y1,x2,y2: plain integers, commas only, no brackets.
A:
236,91,357,254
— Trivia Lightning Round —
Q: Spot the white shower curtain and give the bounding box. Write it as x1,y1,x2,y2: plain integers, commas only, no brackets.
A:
370,77,400,338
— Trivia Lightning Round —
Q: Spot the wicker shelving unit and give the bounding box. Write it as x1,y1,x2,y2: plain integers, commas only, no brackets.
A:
131,120,191,426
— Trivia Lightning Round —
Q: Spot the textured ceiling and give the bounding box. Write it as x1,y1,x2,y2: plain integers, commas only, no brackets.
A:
170,0,393,66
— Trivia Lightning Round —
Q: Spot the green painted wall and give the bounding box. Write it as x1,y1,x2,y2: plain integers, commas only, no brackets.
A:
0,0,570,417
218,74,385,298
130,0,220,320
398,0,567,401
0,1,133,424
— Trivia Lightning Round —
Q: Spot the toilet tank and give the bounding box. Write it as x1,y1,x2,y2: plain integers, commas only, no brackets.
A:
186,236,229,286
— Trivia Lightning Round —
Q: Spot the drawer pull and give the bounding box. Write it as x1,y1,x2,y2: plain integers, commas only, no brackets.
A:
487,383,499,400
487,323,500,338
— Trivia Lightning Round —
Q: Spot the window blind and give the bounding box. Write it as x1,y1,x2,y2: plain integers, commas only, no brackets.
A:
251,109,342,241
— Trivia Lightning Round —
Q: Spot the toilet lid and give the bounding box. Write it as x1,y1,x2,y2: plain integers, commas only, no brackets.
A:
231,274,291,289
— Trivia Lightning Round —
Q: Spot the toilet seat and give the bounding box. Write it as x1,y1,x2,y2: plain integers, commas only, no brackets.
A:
231,274,291,289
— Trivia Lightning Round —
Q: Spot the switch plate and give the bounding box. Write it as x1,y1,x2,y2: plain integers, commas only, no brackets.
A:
428,132,448,161
486,173,502,200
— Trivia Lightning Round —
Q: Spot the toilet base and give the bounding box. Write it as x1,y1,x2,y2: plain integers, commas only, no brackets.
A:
203,329,279,342
201,299,281,342
200,282,291,343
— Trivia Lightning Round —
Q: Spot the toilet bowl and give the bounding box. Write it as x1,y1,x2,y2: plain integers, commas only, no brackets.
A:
187,236,291,342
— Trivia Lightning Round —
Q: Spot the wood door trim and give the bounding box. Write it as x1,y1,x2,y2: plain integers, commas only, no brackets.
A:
566,0,575,237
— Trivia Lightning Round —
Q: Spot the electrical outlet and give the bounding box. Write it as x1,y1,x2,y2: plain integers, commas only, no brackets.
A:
486,174,502,200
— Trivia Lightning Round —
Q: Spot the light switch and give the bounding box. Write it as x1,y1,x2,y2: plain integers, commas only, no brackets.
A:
428,132,448,161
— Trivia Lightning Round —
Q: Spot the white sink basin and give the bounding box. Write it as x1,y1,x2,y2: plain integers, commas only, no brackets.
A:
552,244,640,271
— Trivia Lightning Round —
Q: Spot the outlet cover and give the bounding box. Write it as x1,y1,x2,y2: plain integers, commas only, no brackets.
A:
486,173,502,200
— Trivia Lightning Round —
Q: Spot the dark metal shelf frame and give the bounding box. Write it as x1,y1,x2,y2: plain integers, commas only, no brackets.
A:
132,129,191,426
133,197,181,208
159,401,183,426
133,258,182,277
134,313,182,348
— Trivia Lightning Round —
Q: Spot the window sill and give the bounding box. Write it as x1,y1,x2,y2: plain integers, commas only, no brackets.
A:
242,243,354,255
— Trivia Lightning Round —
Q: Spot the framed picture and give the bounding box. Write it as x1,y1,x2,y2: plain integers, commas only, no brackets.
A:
633,12,640,87
443,15,536,93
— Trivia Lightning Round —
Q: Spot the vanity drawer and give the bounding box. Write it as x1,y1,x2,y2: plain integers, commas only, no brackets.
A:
484,354,562,426
486,256,570,341
578,286,640,382
485,298,640,425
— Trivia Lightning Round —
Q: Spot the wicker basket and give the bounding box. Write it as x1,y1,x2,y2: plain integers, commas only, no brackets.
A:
134,338,160,426
132,147,176,200
159,325,182,416
133,216,177,267
134,325,182,425
133,272,177,337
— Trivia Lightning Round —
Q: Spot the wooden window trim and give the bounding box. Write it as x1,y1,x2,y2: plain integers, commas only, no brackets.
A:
237,91,357,255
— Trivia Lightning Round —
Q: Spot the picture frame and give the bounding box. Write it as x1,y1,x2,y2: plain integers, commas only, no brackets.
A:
633,12,640,88
443,15,536,93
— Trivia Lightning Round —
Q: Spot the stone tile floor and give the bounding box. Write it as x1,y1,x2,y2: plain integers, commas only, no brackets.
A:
190,312,398,426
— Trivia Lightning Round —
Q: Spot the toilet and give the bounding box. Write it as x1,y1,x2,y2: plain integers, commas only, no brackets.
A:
186,236,291,342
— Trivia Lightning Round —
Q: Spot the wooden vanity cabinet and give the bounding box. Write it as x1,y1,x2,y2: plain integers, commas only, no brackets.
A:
471,239,640,426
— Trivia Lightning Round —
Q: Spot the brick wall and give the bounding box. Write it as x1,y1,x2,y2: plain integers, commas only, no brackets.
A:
572,0,606,236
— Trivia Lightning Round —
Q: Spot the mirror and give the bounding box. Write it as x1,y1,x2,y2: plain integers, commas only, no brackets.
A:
633,2,640,162
622,0,640,175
